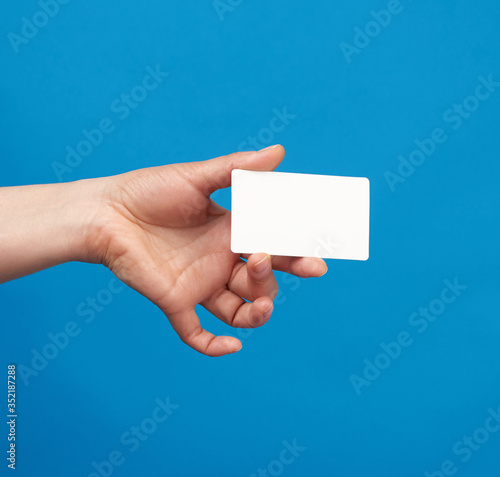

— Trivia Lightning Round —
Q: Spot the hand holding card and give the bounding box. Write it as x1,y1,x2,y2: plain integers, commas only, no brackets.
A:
231,170,370,261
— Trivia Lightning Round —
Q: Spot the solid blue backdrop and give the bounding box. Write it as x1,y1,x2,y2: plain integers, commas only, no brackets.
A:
1,1,500,476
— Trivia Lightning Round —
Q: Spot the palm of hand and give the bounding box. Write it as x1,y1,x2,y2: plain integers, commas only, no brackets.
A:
106,164,240,303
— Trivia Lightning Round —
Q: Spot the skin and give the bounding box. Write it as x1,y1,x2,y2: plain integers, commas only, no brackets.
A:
0,145,327,356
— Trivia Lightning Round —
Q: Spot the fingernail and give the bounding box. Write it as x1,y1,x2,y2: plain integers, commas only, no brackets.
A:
254,255,271,274
319,264,328,277
259,144,281,152
263,302,274,319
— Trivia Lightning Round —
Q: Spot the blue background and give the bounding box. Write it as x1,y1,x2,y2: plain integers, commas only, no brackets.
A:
1,1,500,476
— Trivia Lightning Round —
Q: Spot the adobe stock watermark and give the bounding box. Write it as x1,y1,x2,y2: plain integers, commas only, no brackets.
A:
178,107,296,226
350,278,467,396
228,272,301,344
424,406,500,477
339,0,408,64
237,107,297,152
248,439,305,477
213,0,244,22
384,74,500,192
87,396,179,477
51,64,169,182
7,0,71,54
17,278,124,386
314,235,340,258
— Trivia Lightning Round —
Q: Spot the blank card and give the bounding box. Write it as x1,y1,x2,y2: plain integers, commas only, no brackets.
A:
230,170,370,261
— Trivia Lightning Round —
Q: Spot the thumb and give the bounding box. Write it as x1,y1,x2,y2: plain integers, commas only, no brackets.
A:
192,145,285,196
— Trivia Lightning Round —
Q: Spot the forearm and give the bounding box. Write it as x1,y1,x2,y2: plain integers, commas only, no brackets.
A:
0,178,108,283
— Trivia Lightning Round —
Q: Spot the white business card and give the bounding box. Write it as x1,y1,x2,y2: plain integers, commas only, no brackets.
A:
230,170,370,261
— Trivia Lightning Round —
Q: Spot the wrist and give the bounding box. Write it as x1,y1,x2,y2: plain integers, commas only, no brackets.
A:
64,176,119,265
0,177,115,282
